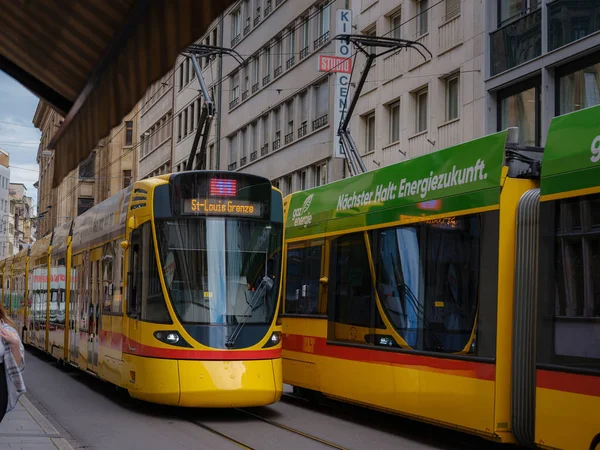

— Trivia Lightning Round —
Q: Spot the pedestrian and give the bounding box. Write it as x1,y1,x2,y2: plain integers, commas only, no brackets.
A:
0,303,25,423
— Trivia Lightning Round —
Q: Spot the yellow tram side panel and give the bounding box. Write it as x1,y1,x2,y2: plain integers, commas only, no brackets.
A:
11,249,28,336
281,177,537,442
534,186,600,450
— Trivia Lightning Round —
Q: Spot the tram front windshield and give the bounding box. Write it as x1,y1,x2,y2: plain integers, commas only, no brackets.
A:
155,218,282,325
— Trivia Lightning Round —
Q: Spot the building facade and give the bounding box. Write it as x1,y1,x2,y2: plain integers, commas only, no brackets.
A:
0,149,10,258
139,70,174,179
485,0,600,146
352,0,484,169
34,100,139,237
219,0,345,195
8,183,33,254
32,101,61,237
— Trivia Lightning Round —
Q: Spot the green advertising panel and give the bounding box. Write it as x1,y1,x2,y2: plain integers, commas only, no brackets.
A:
542,104,600,196
286,131,508,239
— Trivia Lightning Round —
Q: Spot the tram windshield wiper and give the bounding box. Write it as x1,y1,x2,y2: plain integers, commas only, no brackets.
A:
225,276,274,348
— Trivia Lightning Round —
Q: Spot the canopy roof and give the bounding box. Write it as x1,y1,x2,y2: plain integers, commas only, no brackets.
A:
0,0,234,187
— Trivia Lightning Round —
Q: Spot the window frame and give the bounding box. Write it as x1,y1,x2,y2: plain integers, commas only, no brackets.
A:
416,87,428,133
365,112,376,153
389,100,401,143
446,74,460,122
417,0,429,37
555,51,600,117
496,75,541,147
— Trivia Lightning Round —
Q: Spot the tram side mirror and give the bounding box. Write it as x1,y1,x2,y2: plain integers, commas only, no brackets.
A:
120,240,130,250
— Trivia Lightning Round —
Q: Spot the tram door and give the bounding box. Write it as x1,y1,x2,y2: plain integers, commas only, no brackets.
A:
87,257,100,372
126,228,143,357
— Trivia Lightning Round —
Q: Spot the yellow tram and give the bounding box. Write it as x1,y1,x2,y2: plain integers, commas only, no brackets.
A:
281,105,600,449
6,171,285,407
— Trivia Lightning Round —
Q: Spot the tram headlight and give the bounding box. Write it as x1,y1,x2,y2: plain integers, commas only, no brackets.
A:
262,331,281,348
153,330,190,347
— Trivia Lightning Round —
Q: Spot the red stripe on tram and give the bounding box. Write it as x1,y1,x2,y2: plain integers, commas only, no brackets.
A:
537,369,600,398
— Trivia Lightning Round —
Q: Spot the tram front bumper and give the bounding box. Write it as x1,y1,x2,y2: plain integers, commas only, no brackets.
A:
178,358,282,407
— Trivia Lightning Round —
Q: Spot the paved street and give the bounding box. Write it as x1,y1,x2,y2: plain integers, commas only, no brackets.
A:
19,348,509,450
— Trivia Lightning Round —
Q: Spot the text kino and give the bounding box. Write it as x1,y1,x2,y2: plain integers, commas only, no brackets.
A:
188,199,256,215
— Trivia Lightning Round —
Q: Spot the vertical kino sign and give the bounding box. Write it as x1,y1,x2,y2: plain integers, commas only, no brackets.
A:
332,9,352,158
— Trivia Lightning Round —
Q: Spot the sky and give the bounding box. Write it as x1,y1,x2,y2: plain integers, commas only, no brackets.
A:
0,71,42,213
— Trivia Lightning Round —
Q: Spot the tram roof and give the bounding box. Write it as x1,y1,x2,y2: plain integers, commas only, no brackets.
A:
0,0,235,188
30,234,52,264
541,104,600,198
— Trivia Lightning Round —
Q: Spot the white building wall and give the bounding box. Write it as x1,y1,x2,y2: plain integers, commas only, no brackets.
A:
352,0,486,170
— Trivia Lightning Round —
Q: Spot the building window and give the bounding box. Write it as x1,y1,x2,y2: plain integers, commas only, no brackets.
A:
301,17,310,53
390,11,402,39
125,121,133,146
284,175,292,195
209,144,215,170
499,0,540,27
446,75,460,121
123,170,132,189
178,63,183,91
389,100,400,143
315,162,327,186
274,38,282,69
177,114,183,142
183,109,188,137
417,0,429,37
416,88,428,133
190,103,195,131
300,170,307,190
79,153,95,180
264,46,271,81
315,80,329,123
232,9,242,41
318,2,330,37
498,77,540,147
229,135,238,164
77,197,94,216
445,0,460,20
557,57,600,116
365,112,375,153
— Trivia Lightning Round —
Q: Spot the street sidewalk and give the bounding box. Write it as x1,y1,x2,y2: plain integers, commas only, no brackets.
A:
0,395,74,450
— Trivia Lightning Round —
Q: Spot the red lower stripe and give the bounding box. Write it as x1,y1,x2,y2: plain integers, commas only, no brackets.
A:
283,334,495,381
537,369,600,397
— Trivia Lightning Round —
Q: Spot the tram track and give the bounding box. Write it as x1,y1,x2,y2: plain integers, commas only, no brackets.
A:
185,406,349,450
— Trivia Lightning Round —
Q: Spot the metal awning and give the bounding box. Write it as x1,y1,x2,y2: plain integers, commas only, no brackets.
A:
0,0,234,187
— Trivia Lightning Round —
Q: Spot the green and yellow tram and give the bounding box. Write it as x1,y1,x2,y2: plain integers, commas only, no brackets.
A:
281,105,600,449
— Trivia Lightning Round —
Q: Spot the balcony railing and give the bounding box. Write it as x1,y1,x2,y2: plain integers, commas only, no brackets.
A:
263,74,270,86
274,65,282,78
242,90,249,101
490,8,541,76
254,15,260,26
273,138,281,150
284,132,294,144
228,162,237,171
265,1,272,16
314,31,330,50
261,143,269,156
232,34,241,46
286,56,295,70
229,97,239,109
299,46,309,60
548,0,600,51
250,151,258,162
240,156,247,166
298,121,307,138
312,114,328,130
244,24,250,35
252,83,259,94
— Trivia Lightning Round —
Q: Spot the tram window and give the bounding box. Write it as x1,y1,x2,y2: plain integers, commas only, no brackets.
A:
328,232,382,345
127,229,141,318
371,213,490,355
141,223,172,324
284,243,323,315
539,193,600,369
